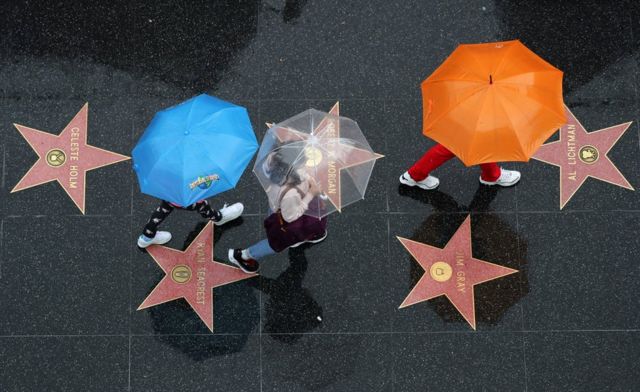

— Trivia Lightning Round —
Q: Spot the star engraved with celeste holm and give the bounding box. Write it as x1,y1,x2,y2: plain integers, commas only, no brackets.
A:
12,103,130,213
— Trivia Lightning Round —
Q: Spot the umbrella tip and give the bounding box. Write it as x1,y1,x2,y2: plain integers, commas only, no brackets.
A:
489,74,493,84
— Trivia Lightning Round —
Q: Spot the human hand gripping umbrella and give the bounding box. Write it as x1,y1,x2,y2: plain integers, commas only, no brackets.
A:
254,102,384,218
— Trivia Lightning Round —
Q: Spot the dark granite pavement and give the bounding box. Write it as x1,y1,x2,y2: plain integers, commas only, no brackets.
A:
1,1,639,391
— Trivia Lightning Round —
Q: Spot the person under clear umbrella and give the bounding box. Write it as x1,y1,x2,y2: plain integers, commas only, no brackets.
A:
228,150,328,273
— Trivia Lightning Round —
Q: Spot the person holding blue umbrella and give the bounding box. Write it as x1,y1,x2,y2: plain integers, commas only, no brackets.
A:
132,94,258,249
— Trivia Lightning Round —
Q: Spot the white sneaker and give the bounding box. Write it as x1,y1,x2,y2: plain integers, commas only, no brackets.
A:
214,202,244,226
479,169,521,187
399,171,439,190
137,231,172,248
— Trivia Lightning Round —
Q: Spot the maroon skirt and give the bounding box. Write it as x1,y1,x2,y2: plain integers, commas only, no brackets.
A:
264,197,328,252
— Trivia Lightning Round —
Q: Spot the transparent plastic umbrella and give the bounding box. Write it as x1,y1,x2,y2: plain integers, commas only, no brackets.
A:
253,103,383,218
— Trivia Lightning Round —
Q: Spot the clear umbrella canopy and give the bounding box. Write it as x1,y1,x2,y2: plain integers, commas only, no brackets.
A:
253,103,383,218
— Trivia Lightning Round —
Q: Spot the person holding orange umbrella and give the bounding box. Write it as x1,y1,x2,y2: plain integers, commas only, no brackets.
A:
400,40,566,190
400,143,518,189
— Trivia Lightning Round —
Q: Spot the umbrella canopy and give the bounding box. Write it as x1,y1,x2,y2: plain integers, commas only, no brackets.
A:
132,94,258,206
421,40,566,166
253,102,383,218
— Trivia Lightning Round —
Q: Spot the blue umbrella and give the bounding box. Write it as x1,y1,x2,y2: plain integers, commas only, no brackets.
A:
132,94,258,206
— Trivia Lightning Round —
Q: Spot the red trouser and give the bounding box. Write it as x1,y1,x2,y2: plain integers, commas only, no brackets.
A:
408,144,501,182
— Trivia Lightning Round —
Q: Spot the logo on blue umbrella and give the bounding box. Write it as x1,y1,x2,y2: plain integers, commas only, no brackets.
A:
132,94,258,206
190,174,220,190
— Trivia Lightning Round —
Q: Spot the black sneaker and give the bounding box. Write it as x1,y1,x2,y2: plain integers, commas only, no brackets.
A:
228,249,260,273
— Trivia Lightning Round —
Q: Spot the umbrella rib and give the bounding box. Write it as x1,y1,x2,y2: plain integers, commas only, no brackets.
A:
184,99,197,132
317,138,377,167
423,85,487,132
272,125,309,142
189,134,255,186
497,82,566,120
313,139,378,198
148,142,181,178
143,142,183,201
190,133,249,151
258,140,309,165
322,140,375,196
454,46,489,81
498,69,562,83
211,165,233,192
424,78,484,85
492,42,518,79
194,107,254,139
465,89,492,162
287,141,310,178
267,140,309,150
495,91,530,158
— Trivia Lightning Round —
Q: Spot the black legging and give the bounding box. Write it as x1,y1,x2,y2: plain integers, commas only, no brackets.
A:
142,200,222,238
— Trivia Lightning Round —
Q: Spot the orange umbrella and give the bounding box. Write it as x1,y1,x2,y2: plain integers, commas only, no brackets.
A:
421,40,566,166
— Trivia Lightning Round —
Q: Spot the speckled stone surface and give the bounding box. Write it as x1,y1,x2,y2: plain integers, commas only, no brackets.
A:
1,0,639,390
